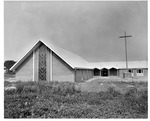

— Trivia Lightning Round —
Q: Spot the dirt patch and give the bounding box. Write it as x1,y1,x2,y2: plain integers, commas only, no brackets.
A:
78,77,147,94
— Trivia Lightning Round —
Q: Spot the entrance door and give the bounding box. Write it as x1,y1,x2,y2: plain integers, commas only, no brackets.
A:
94,68,100,76
101,68,108,76
38,44,47,81
109,68,117,76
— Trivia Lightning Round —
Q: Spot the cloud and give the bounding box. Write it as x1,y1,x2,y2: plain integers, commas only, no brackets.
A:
4,1,147,62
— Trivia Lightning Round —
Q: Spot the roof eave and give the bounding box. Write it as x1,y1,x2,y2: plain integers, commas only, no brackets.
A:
10,39,75,71
10,39,42,71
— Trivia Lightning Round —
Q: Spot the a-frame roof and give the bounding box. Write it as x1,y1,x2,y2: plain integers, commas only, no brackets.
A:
10,38,148,71
10,39,89,70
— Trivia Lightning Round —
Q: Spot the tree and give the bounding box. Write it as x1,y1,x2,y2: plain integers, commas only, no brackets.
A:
4,60,16,71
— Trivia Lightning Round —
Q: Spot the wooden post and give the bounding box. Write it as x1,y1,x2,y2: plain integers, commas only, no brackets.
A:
50,50,53,81
37,48,39,81
108,69,110,76
117,69,119,76
100,70,101,76
119,32,132,72
46,48,50,81
74,68,76,82
33,51,35,81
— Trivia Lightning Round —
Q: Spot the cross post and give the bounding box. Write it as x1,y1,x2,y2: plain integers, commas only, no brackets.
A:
119,32,132,71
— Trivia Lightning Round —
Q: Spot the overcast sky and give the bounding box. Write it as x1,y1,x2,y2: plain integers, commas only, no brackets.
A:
4,1,147,62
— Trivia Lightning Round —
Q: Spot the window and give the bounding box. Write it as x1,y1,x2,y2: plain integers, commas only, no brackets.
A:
139,70,141,73
137,69,143,73
128,69,133,73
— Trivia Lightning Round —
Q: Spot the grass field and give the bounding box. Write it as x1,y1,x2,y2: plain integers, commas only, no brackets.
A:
4,80,148,118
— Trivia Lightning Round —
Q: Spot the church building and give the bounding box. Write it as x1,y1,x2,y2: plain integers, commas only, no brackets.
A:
10,39,148,82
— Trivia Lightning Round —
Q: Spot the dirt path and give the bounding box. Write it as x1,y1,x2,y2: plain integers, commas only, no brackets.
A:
77,76,147,94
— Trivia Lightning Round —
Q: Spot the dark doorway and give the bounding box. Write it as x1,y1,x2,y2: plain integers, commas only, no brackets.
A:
101,68,108,76
94,68,100,76
109,68,117,76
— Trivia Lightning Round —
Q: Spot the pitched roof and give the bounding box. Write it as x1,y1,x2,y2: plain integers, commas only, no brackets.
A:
10,39,89,70
42,39,89,68
10,39,148,71
88,60,148,69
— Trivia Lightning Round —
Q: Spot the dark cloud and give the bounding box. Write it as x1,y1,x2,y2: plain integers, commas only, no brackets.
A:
4,1,147,62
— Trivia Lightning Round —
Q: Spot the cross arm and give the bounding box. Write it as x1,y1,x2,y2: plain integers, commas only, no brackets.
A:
119,35,132,38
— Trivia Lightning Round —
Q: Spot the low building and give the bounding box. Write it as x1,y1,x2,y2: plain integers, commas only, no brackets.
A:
90,61,148,78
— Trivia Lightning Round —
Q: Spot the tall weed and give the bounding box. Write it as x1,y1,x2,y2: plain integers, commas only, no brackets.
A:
124,88,148,114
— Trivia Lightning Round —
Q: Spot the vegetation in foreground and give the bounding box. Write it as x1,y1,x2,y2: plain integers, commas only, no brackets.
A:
4,81,148,118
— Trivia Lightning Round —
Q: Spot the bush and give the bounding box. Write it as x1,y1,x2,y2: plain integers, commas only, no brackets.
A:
4,81,11,87
4,81,148,118
135,90,148,114
31,97,53,117
5,92,38,118
4,89,16,95
124,88,148,114
107,87,121,97
37,81,53,94
14,81,38,94
23,85,38,94
52,82,79,96
15,82,27,93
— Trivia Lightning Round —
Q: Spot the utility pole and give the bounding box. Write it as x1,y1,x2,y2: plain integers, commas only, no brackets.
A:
119,32,132,72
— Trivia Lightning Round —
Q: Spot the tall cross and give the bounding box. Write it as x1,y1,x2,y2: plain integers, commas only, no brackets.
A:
119,32,132,71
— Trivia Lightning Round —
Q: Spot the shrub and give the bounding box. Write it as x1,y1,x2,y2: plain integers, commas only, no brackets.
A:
136,90,148,114
37,81,53,94
15,81,39,94
65,92,89,104
56,103,93,118
4,81,148,118
4,81,11,87
107,87,121,97
5,92,38,118
31,97,61,118
124,88,148,114
23,85,38,94
15,82,27,93
52,82,78,96
74,84,81,93
32,98,52,117
4,89,16,95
